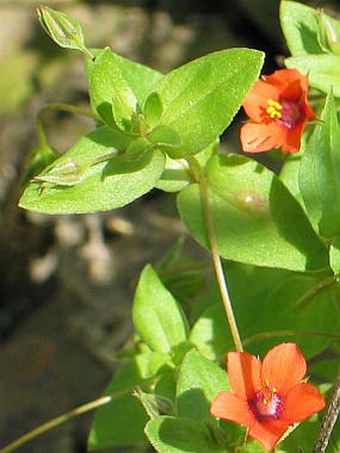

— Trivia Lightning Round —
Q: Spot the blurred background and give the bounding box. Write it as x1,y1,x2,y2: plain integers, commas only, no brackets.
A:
0,0,338,452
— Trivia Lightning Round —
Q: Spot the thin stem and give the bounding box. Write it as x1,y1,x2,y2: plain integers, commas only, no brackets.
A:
37,103,101,123
199,174,243,352
243,329,340,347
0,376,158,453
294,274,338,310
0,395,112,453
314,372,340,453
36,102,101,149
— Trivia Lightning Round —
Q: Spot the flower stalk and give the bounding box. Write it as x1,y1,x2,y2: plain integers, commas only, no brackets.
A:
199,173,243,352
0,395,112,453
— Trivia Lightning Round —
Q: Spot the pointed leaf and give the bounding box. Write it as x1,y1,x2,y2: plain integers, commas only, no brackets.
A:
244,275,339,358
143,92,163,125
190,304,235,363
133,265,189,353
19,127,165,214
299,93,340,239
280,1,322,55
152,48,264,158
88,351,171,449
176,349,229,422
145,416,225,453
177,154,328,271
87,48,163,126
280,1,340,57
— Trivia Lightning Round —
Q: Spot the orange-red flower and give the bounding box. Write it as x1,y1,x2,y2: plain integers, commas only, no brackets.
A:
240,69,315,153
210,343,325,451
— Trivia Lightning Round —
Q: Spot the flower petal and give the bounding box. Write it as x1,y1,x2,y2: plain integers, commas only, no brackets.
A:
248,418,290,451
227,351,261,399
242,78,279,122
282,382,326,422
281,121,305,153
240,122,284,153
210,391,254,427
263,69,305,100
261,343,307,394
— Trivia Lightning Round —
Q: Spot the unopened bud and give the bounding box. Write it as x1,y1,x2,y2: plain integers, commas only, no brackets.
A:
133,387,174,418
37,5,94,58
316,9,340,56
34,159,86,187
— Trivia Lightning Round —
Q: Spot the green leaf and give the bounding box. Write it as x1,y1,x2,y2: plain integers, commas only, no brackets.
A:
310,358,340,382
155,154,192,193
281,1,340,95
176,349,229,422
152,48,264,158
278,415,324,453
280,1,322,55
145,416,225,453
280,1,340,57
155,141,217,193
279,154,303,205
87,48,163,126
148,125,181,149
88,48,137,127
191,264,299,362
191,261,339,366
19,127,165,214
285,54,340,97
299,93,340,239
317,9,340,56
88,351,171,449
190,304,235,363
133,264,189,353
244,275,339,358
143,92,163,125
330,237,340,274
177,154,328,271
103,138,153,175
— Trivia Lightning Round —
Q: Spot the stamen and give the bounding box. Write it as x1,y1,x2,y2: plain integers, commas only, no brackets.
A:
266,99,283,119
248,383,284,421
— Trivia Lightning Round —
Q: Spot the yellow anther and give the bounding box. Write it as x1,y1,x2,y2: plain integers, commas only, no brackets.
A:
272,387,278,393
266,99,283,119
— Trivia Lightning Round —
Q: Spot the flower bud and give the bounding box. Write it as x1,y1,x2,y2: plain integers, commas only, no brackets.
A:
316,9,340,56
34,159,86,187
37,5,93,58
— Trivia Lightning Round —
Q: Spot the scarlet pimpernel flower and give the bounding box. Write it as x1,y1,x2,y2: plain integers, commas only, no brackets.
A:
240,69,315,153
210,343,325,451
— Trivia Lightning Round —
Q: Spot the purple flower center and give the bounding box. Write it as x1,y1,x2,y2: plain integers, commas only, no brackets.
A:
266,98,303,129
248,384,284,422
279,99,304,129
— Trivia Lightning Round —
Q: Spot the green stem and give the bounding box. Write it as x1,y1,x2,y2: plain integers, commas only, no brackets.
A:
36,103,101,145
199,173,243,352
243,329,340,347
294,274,338,310
0,377,158,453
0,395,112,453
38,103,101,122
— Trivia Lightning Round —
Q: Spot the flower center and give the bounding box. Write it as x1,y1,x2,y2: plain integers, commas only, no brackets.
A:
266,99,283,119
248,382,284,422
266,98,303,129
